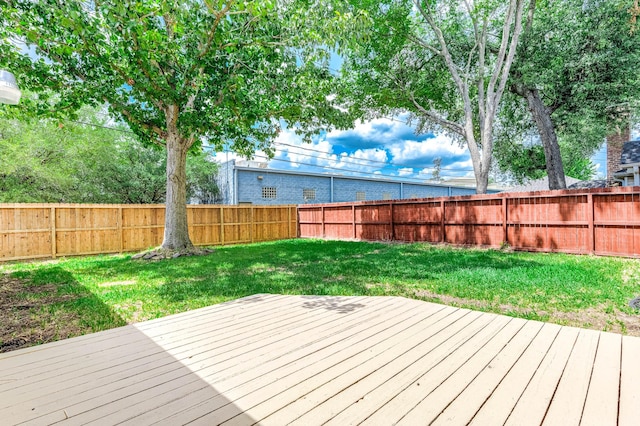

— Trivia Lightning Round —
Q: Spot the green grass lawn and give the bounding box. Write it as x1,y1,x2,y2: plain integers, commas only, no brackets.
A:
1,239,639,351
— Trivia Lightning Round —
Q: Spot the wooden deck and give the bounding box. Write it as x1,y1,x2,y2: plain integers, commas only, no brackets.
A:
0,294,638,425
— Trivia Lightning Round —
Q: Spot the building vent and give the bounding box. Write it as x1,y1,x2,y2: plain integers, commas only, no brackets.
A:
262,186,277,199
356,191,366,201
303,188,316,201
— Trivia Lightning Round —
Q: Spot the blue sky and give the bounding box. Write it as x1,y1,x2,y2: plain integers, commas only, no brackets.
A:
212,115,614,185
213,51,483,183
212,115,478,183
212,50,614,185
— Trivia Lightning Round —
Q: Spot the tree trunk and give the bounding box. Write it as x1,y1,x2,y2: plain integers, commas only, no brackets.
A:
465,131,490,195
162,132,194,250
515,85,567,189
475,170,489,194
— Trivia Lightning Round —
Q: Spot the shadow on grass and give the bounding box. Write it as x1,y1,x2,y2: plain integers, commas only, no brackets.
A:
5,239,633,331
1,267,126,352
109,239,548,305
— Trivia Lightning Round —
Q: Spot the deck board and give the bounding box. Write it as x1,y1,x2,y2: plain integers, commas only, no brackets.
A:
468,323,562,425
542,329,600,426
619,335,640,425
505,326,580,426
145,299,439,425
581,332,622,426
430,321,551,425
0,294,637,425
395,318,528,425
278,310,485,426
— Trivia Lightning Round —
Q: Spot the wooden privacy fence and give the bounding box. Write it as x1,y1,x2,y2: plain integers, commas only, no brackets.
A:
0,204,297,262
298,186,640,258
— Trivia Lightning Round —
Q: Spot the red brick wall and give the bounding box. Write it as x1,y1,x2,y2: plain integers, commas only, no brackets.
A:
607,126,631,180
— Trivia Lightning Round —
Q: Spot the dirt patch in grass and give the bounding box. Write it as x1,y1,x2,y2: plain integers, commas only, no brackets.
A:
0,274,86,353
414,289,640,336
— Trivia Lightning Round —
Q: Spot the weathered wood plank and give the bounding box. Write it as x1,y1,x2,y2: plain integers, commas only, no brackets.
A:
581,332,622,426
469,323,562,426
504,326,580,426
7,296,380,425
214,306,467,426
295,311,502,426
619,335,640,425
55,297,399,426
0,294,292,387
99,299,433,425
327,313,510,426
163,302,460,426
262,309,485,426
0,295,637,426
432,321,558,426
0,293,279,363
541,328,599,426
395,318,528,425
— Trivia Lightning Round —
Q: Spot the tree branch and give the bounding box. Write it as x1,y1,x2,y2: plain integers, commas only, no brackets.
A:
407,34,441,55
413,0,470,115
487,0,517,102
414,0,479,163
198,1,236,59
408,91,464,136
463,0,480,41
492,0,526,112
118,107,166,144
525,0,536,35
476,17,487,129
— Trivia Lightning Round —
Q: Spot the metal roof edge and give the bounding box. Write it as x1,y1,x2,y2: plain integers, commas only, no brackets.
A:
232,165,501,192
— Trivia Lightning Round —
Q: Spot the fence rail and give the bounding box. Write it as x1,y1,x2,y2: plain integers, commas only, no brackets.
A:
6,187,640,262
0,204,297,262
298,186,640,258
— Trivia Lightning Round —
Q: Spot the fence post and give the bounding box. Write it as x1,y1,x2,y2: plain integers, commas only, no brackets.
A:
389,203,394,241
118,206,123,253
587,194,595,254
322,206,326,238
502,196,508,245
440,200,445,243
352,205,356,239
288,206,292,238
250,206,254,243
220,206,225,245
50,206,56,259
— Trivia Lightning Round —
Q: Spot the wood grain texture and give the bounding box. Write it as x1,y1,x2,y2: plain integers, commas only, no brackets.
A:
0,295,635,426
299,186,640,257
0,204,297,261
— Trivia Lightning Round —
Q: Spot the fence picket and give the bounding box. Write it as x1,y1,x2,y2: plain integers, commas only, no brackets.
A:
0,204,297,262
298,187,640,258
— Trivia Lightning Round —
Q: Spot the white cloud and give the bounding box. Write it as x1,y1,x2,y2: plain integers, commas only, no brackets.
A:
209,116,475,181
327,118,394,142
331,148,389,174
326,115,418,147
388,134,466,163
350,148,388,163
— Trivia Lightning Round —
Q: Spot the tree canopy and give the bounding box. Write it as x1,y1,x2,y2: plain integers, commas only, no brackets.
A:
0,106,219,204
338,0,528,193
496,0,640,187
1,0,348,251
